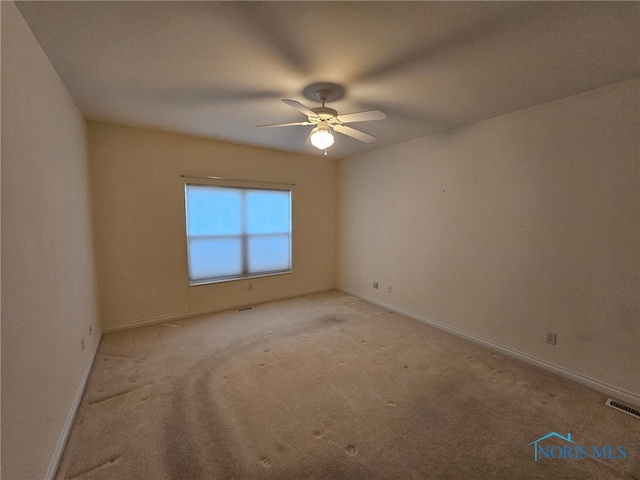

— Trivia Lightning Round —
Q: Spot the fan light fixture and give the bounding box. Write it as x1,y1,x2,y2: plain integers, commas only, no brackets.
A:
310,122,334,150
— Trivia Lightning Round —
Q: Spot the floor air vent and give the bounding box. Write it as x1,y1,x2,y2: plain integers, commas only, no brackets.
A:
605,398,640,419
236,306,254,312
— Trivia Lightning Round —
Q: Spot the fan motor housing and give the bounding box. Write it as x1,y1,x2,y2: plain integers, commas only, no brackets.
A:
311,106,338,120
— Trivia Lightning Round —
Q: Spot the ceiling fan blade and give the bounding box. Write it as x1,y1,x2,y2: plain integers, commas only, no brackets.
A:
305,129,313,146
257,121,314,128
337,110,386,123
333,124,376,143
282,99,318,118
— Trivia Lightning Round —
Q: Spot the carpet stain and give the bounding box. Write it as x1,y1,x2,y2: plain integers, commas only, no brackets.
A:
100,353,132,360
387,401,397,407
322,315,347,324
274,440,289,453
68,455,123,479
346,445,357,456
88,384,151,406
259,455,272,467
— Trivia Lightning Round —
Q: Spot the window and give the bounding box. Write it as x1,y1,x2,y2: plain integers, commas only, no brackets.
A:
184,184,292,285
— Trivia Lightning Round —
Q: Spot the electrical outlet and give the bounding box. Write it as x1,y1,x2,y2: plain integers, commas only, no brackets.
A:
546,332,557,345
387,285,392,293
81,338,85,351
373,281,379,289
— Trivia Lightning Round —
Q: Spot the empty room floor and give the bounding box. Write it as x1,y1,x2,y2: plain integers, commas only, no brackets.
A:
56,291,639,480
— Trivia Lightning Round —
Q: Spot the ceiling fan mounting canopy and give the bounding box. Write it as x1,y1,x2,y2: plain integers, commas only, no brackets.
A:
302,82,345,103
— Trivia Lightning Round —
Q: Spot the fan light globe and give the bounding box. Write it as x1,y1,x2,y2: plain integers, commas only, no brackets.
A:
310,125,334,150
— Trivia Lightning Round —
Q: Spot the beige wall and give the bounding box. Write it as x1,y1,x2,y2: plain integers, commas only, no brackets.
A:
338,79,639,399
88,122,336,330
1,3,101,479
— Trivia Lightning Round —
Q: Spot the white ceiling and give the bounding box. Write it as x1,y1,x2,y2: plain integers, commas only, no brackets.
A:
15,1,640,159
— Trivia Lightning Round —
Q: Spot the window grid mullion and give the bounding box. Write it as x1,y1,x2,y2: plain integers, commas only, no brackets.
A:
241,190,248,275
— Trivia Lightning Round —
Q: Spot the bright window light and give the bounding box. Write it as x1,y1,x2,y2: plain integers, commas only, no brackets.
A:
185,184,292,284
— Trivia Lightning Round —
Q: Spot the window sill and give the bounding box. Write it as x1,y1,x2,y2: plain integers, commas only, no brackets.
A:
188,270,292,287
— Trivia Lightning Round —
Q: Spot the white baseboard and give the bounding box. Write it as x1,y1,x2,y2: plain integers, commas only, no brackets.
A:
339,288,640,408
103,285,336,333
45,332,102,480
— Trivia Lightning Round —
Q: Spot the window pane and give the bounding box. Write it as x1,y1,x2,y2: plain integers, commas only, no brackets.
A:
246,190,290,234
186,185,242,236
188,238,242,281
184,184,292,284
248,235,290,273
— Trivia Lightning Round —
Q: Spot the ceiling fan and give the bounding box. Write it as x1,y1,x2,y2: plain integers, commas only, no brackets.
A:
257,84,386,154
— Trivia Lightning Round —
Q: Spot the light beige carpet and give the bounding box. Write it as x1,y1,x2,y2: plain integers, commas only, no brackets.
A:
56,291,639,479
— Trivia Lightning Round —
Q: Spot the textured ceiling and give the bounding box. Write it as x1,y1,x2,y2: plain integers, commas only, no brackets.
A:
15,1,640,159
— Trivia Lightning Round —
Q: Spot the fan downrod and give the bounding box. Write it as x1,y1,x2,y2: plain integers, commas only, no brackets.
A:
309,89,337,119
316,89,332,106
